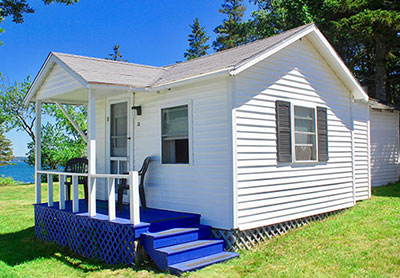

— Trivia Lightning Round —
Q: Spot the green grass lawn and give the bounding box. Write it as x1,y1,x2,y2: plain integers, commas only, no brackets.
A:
0,182,399,278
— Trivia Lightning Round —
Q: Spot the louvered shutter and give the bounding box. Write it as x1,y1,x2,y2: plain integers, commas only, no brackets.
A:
317,107,328,161
276,100,292,162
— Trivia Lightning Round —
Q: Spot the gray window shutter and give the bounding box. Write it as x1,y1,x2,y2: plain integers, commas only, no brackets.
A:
317,107,328,161
276,100,292,162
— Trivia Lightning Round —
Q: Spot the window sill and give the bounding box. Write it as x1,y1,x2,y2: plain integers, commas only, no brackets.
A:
160,163,192,167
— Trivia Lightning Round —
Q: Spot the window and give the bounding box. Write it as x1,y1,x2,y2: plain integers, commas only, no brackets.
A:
294,106,316,161
162,105,189,164
276,101,327,163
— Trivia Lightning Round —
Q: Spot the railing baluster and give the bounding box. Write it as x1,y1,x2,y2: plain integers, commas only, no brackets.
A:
72,175,79,213
47,174,53,207
35,173,41,204
129,171,140,225
108,178,116,221
88,176,96,217
59,174,65,210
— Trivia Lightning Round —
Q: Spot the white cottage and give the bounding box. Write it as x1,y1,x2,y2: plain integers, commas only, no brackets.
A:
24,23,372,272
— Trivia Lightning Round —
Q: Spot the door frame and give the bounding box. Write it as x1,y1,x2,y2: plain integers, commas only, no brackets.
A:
105,94,134,174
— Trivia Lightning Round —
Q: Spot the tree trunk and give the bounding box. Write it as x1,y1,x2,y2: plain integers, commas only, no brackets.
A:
375,36,387,102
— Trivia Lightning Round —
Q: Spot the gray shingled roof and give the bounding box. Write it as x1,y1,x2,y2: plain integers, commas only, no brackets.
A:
369,98,398,111
53,23,314,89
53,53,166,88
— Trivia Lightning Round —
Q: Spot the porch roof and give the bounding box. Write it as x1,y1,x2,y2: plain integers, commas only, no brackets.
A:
24,23,368,105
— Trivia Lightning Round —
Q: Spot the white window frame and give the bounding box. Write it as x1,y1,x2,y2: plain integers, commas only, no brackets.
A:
291,102,319,163
160,100,193,166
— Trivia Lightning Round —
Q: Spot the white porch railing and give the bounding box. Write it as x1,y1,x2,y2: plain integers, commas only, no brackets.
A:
36,170,140,225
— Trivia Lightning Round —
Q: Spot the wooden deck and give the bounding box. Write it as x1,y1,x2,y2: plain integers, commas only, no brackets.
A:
36,199,200,235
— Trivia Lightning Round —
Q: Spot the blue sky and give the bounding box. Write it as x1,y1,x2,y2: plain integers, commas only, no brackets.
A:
0,0,256,156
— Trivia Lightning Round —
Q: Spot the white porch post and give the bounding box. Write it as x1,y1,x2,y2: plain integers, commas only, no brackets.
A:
129,171,140,225
35,100,42,204
107,178,116,221
87,88,97,217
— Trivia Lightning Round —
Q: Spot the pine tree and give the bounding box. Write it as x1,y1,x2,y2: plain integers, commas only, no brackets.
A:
213,0,248,51
106,44,127,62
250,0,400,103
184,18,210,60
0,120,13,166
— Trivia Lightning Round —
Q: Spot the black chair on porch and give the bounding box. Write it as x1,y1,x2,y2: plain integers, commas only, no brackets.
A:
64,157,89,203
117,156,151,213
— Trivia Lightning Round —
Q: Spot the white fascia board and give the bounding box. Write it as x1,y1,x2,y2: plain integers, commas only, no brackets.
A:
307,29,368,102
23,53,53,106
150,67,232,92
230,25,369,102
23,53,88,106
230,25,315,76
88,83,139,92
89,68,232,94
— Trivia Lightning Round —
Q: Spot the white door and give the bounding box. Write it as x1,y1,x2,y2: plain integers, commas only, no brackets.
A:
107,98,131,174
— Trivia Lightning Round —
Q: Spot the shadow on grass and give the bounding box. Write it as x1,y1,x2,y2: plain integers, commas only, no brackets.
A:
372,182,400,198
0,226,162,274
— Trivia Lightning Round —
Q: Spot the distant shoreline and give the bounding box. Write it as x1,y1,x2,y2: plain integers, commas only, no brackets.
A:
10,157,27,162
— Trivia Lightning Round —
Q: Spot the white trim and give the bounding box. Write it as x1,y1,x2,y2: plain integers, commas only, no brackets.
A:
55,101,88,143
230,25,315,76
159,100,193,166
230,25,368,102
309,29,368,101
129,171,140,225
35,100,42,204
290,102,319,163
228,76,239,229
367,106,372,199
350,94,356,205
87,88,97,217
24,53,88,106
105,96,132,174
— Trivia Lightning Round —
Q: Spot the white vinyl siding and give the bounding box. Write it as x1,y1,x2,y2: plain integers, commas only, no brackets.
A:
233,38,355,230
370,109,399,186
134,77,233,229
36,64,83,101
352,101,371,200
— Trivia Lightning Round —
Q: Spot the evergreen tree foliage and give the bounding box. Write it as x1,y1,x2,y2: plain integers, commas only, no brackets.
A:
213,0,249,51
184,18,210,60
106,44,127,62
250,0,400,103
0,119,13,166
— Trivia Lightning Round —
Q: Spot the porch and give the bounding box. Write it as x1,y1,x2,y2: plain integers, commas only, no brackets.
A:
34,198,200,265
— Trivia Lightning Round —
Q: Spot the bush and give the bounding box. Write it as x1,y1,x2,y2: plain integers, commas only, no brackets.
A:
0,175,20,185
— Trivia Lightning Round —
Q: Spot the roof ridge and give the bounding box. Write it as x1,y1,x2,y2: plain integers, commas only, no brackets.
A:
52,52,165,70
161,23,315,68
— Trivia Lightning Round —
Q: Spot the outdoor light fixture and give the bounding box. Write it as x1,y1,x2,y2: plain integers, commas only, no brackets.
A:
132,105,142,116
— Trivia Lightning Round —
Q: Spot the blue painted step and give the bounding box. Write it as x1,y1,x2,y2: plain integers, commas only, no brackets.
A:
142,225,211,249
168,251,240,274
142,222,239,274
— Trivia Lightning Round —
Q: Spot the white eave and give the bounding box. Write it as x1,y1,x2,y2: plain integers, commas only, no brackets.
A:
229,25,369,102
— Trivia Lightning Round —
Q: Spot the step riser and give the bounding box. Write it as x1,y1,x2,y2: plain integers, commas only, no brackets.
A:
152,231,199,249
166,243,225,265
148,216,201,233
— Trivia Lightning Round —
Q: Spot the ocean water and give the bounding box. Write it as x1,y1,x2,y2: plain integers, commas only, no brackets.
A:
0,161,35,183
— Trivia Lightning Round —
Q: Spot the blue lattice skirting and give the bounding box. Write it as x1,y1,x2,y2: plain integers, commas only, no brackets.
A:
34,205,136,265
